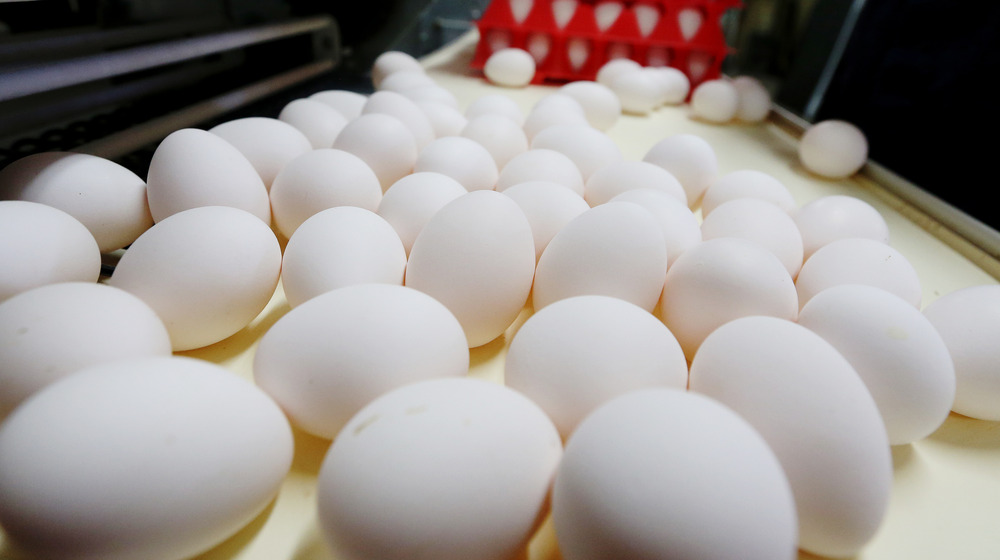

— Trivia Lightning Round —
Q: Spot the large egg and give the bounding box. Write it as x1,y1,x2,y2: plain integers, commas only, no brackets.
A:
362,90,436,149
557,80,621,131
501,180,590,262
700,198,805,279
332,113,418,192
609,189,701,270
496,148,585,195
464,93,526,126
413,136,499,192
794,194,889,259
530,123,623,182
642,133,718,209
377,172,467,255
701,169,797,217
405,191,535,347
208,117,313,189
0,356,293,560
584,160,686,207
795,237,922,309
309,90,368,120
461,114,529,170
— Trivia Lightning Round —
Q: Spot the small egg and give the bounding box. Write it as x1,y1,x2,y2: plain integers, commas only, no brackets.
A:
377,70,437,93
464,93,526,126
609,188,701,269
371,50,424,89
596,57,642,87
701,198,805,279
531,92,587,116
208,117,313,189
558,80,621,131
795,238,923,310
923,285,1000,421
377,172,467,255
522,100,590,142
496,148,585,195
332,113,418,192
0,201,101,303
732,75,772,122
701,169,797,217
415,100,469,137
530,123,623,181
362,90,436,149
505,295,688,438
798,119,869,179
642,133,718,209
484,47,536,87
309,89,368,120
280,207,406,309
584,160,686,207
414,136,499,191
402,85,460,109
269,149,382,240
610,69,661,115
648,66,690,105
254,284,469,439
794,194,890,259
690,78,739,123
501,180,590,261
461,113,530,170
278,97,349,149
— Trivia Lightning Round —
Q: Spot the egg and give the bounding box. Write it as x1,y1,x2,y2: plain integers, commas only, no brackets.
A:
732,75,772,122
530,123,623,181
584,160,686,206
280,207,406,308
414,136,499,191
316,377,562,560
552,388,798,560
377,171,467,255
642,133,718,209
496,149,585,195
798,284,955,444
0,152,152,253
362,90,436,149
107,206,281,351
484,47,536,87
254,284,469,439
795,237,923,309
332,113,418,192
798,119,869,178
208,117,313,189
521,99,590,142
595,57,642,87
405,190,535,347
505,295,688,438
690,78,739,123
416,100,469,137
701,169,797,217
700,198,805,278
608,188,701,269
144,128,271,224
794,194,890,259
0,282,171,419
501,180,590,261
0,356,293,560
460,113,530,170
377,70,437,93
923,284,1000,421
277,97,349,149
0,200,101,303
660,237,798,361
689,316,892,558
532,201,667,312
404,85,461,109
648,66,690,105
610,69,661,115
268,148,383,240
464,93,526,126
557,80,621,131
309,89,368,120
371,50,425,89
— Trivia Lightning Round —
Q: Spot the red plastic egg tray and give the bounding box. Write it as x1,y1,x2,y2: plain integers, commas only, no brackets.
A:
470,0,742,87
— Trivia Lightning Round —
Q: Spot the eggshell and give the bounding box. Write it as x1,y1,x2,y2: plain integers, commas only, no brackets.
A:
923,284,1000,421
414,136,499,191
464,93,526,126
405,191,535,347
532,201,667,312
0,282,171,419
278,97,349,149
0,152,152,253
362,90,436,149
798,119,869,179
317,377,561,560
208,117,313,189
402,85,460,109
522,96,590,141
557,80,621,131
0,356,293,560
702,169,797,217
496,148,585,195
642,133,718,209
484,47,536,87
461,114,530,170
144,128,270,224
501,180,590,261
530,123,623,181
794,194,890,259
648,66,690,105
608,188,701,269
377,70,437,93
506,295,688,438
660,237,798,361
332,113,418,192
690,78,739,123
280,207,406,309
584,160,686,206
595,57,642,87
689,316,892,558
371,50,424,89
416,101,468,137
799,284,955,444
701,198,805,279
254,284,469,439
377,172,468,255
552,388,798,560
795,237,922,309
732,76,772,122
0,200,101,303
309,89,368,120
107,206,281,351
610,70,661,115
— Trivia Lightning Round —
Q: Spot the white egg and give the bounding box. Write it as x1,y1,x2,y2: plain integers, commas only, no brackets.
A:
0,152,152,253
923,285,1000,420
557,80,621,131
648,66,690,104
402,85,460,109
484,47,536,87
521,96,590,141
464,93,526,126
799,119,869,178
584,160,686,206
107,206,281,351
377,70,437,93
552,388,797,560
642,133,718,209
501,180,590,261
0,356,293,560
377,172,467,255
794,194,890,259
701,169,797,217
405,191,535,347
269,148,383,239
415,100,469,137
608,188,702,269
497,148,585,195
0,282,171,419
208,117,313,189
280,207,406,308
371,50,424,89
316,377,561,560
660,237,798,361
795,237,922,309
309,89,368,120
505,295,688,438
145,128,270,224
689,316,892,558
530,123,623,181
690,78,739,123
332,113,418,192
799,284,955,444
414,136,499,191
362,90,436,149
278,97,349,149
732,75,772,122
533,202,667,312
701,198,805,279
0,200,101,303
254,284,469,439
596,57,642,87
461,113,530,170
610,69,661,115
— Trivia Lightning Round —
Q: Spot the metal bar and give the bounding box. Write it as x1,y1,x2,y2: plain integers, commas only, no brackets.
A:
0,15,334,103
803,0,868,121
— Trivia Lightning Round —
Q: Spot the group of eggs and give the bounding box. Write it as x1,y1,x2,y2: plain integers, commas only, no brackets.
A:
0,43,998,560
